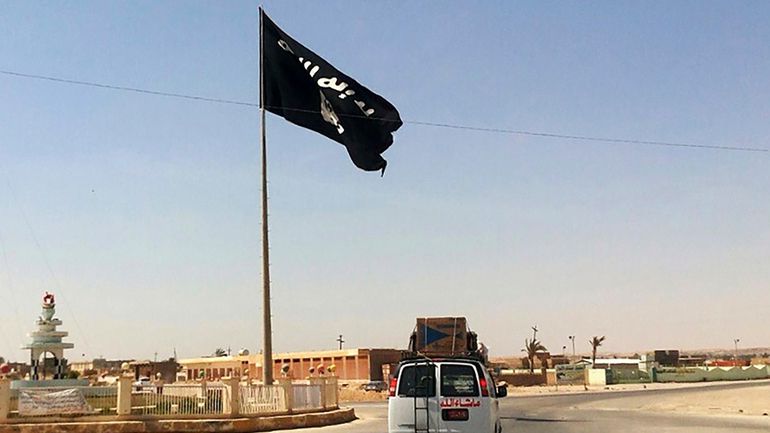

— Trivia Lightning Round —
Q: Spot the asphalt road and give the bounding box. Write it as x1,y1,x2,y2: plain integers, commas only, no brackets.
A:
303,382,770,433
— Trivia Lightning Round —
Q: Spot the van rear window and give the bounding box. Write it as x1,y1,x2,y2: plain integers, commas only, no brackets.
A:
397,365,436,397
440,364,479,397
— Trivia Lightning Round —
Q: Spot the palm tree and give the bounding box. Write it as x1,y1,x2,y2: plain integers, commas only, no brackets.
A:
590,336,606,365
213,348,227,357
522,338,547,373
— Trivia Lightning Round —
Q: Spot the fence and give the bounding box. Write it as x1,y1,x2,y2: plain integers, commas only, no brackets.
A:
0,376,338,422
6,386,118,418
239,384,286,415
606,368,652,384
131,383,226,416
655,365,769,383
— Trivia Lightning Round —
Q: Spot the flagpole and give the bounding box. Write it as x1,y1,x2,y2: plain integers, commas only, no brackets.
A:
259,6,274,385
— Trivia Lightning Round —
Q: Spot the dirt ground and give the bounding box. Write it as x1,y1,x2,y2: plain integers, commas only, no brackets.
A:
340,379,770,416
577,381,770,417
339,387,388,402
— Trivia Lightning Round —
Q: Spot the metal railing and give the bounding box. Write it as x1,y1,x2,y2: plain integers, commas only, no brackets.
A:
239,384,286,414
1,377,338,421
131,383,227,416
8,386,117,418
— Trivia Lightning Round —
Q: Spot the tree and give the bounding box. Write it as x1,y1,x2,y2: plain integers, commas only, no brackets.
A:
214,348,227,357
590,336,606,365
0,356,5,364
522,338,547,374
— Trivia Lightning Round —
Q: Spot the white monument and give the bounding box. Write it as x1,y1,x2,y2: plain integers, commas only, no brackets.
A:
21,292,74,380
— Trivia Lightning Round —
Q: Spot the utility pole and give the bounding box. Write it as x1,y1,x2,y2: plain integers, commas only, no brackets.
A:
568,336,576,357
337,335,345,350
531,325,538,341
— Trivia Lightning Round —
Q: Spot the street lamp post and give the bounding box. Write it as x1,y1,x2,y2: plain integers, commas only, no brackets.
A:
733,338,740,363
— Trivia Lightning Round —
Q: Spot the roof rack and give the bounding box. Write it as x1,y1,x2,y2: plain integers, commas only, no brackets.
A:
399,350,485,364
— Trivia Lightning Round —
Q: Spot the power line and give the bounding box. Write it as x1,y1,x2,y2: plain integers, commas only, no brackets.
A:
0,70,258,107
1,69,767,153
0,228,25,344
1,171,94,357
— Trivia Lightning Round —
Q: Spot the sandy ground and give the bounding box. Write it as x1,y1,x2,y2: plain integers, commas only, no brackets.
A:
339,387,388,402
340,380,770,416
578,382,770,417
506,380,761,396
525,380,770,417
341,380,770,416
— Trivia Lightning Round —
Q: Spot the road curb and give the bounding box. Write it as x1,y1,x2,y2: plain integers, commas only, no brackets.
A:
0,408,356,433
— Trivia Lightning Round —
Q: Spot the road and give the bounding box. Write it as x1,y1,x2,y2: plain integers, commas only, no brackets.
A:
304,382,770,432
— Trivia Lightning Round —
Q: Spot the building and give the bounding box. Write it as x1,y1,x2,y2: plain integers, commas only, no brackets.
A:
654,350,680,366
178,356,248,381
2,362,31,379
69,358,133,375
678,355,707,366
591,358,644,370
180,348,402,382
130,359,180,383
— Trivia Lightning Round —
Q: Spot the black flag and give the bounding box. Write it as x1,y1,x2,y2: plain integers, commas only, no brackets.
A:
261,10,402,173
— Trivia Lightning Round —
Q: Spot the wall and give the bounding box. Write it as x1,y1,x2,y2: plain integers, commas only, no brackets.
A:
656,365,769,382
367,350,402,381
606,368,651,384
497,373,547,387
585,369,607,386
133,361,179,383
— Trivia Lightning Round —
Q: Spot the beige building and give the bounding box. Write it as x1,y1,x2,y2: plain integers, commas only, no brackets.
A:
180,348,401,382
69,358,132,375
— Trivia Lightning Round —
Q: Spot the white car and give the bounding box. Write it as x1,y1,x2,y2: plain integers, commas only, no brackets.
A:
388,357,506,433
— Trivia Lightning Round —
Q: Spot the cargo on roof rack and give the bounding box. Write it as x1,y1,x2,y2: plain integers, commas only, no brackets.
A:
407,317,480,359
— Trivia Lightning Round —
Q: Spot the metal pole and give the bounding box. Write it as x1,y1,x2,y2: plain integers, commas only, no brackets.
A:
259,7,274,385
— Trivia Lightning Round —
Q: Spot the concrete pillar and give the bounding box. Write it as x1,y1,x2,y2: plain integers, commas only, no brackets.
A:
326,376,338,409
277,378,293,414
221,377,240,416
0,378,11,421
116,375,133,416
200,380,208,410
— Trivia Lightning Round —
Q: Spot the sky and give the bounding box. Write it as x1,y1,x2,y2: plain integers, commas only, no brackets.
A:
0,1,768,363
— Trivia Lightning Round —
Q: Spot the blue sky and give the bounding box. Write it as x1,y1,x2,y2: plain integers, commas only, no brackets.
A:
1,1,768,362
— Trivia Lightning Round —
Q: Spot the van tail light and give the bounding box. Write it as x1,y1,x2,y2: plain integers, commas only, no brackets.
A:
442,409,469,421
388,377,397,397
479,377,489,397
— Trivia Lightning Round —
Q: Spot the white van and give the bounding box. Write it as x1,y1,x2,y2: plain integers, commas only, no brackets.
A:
388,357,506,433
